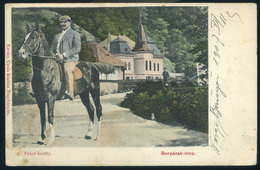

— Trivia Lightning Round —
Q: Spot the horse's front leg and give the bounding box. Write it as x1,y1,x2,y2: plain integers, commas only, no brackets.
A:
47,97,56,146
35,98,46,145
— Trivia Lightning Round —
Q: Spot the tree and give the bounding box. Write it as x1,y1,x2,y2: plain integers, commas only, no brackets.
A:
12,27,32,82
165,28,197,78
41,18,61,45
191,39,208,80
163,57,175,73
143,17,170,54
12,7,208,81
79,36,96,62
49,8,141,41
142,7,208,78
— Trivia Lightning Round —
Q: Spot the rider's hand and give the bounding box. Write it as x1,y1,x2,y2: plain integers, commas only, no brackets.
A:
58,53,64,61
55,53,63,63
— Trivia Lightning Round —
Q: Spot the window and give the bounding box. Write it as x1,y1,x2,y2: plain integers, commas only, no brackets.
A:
125,62,127,70
149,61,152,70
157,63,159,71
154,63,156,71
145,60,148,70
128,62,131,70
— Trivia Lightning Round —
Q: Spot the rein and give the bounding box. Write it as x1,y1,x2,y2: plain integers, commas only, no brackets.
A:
31,55,57,71
25,31,58,71
34,55,56,59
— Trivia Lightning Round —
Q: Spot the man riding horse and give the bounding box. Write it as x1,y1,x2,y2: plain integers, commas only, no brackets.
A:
50,15,81,100
18,18,115,145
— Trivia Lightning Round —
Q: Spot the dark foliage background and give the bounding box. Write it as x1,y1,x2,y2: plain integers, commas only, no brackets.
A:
11,7,208,107
12,7,207,82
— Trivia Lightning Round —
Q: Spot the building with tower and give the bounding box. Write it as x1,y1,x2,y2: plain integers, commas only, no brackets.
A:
132,18,163,79
99,16,164,80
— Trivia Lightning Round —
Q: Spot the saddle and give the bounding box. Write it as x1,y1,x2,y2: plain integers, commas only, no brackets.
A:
56,62,97,100
57,63,83,82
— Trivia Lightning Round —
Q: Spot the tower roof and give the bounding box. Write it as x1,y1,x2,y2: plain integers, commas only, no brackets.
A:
132,21,162,56
132,22,150,52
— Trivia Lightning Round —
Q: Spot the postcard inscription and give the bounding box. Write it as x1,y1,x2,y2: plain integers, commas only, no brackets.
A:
6,44,11,117
210,11,243,155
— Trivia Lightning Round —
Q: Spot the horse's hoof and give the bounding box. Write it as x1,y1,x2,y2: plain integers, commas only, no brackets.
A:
47,138,54,146
85,135,91,140
37,140,45,145
47,125,55,146
47,139,55,146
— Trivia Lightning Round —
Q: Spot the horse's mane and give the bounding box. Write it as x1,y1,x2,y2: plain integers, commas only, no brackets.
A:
38,30,51,56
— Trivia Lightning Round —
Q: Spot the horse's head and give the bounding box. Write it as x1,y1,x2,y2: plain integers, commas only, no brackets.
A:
18,22,42,60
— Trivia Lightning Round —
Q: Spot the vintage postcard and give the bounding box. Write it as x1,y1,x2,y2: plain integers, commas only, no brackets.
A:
5,3,257,166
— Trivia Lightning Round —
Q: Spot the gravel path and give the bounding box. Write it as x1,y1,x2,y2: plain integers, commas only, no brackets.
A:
12,92,208,147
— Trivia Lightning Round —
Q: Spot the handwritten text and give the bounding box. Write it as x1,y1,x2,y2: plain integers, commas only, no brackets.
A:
210,11,243,155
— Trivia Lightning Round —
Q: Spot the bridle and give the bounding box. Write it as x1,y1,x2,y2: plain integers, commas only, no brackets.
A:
23,32,42,55
24,31,57,71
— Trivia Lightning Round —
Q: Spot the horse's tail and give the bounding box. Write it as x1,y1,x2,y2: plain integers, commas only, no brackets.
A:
78,62,115,74
87,62,115,74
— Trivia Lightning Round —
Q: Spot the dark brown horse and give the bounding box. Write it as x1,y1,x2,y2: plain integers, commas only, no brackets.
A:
18,22,115,145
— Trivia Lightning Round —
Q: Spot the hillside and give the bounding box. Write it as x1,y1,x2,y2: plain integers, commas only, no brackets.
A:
11,8,98,82
12,8,97,43
48,7,208,76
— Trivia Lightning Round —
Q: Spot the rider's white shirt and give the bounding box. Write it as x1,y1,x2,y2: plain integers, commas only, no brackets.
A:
56,27,70,54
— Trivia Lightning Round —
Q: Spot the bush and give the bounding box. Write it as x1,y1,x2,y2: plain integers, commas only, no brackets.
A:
13,83,36,105
121,81,208,133
134,80,164,95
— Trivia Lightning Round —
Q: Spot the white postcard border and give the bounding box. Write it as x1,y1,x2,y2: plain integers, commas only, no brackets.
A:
5,3,257,166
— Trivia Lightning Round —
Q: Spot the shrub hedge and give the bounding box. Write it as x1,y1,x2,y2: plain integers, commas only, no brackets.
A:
121,80,208,133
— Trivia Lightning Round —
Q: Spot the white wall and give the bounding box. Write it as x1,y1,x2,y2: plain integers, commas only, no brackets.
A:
134,52,163,79
100,82,118,94
99,67,122,80
120,57,135,80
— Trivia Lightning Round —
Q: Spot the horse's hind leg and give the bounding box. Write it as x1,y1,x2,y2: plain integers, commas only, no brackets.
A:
90,89,102,140
35,98,46,144
90,89,102,121
79,89,95,140
47,96,55,146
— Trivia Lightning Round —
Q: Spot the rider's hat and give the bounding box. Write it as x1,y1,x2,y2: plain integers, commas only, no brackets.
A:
59,15,71,22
